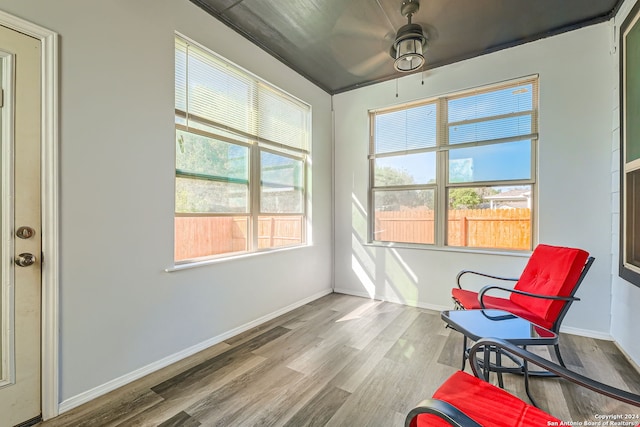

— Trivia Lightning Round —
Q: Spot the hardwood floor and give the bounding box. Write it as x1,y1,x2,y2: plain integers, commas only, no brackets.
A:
38,294,640,426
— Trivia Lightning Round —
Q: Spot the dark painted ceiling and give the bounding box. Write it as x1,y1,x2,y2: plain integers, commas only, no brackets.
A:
190,0,623,94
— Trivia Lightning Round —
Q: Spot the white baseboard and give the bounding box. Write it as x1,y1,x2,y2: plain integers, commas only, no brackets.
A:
58,288,333,414
558,326,613,341
332,288,451,313
613,342,640,375
332,288,374,300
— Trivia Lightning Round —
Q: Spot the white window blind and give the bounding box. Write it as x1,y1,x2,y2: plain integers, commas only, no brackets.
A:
175,37,310,154
373,103,437,154
447,82,538,147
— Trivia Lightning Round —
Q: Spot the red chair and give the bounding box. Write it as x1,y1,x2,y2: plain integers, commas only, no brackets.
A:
451,244,594,368
405,338,640,427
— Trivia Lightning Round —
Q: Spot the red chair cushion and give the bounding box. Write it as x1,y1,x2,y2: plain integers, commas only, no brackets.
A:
410,371,561,427
451,288,551,329
510,245,589,327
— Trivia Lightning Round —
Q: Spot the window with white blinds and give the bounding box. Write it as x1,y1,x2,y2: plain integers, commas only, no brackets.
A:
175,38,310,154
369,77,537,251
174,36,310,263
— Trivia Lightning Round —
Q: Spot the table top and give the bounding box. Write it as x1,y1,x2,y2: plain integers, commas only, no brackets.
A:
441,309,558,345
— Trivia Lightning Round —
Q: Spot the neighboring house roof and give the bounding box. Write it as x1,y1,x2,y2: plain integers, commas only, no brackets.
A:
483,189,531,201
483,189,531,209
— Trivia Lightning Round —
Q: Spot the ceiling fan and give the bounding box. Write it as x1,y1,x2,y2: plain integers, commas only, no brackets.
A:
329,0,432,78
390,0,429,72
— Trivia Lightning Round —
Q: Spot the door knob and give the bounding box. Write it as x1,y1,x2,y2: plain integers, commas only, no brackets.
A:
15,253,36,267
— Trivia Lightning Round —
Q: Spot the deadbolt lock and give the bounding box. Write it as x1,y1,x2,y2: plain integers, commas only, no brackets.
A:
16,226,35,239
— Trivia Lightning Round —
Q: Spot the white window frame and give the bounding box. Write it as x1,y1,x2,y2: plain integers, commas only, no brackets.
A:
620,2,640,287
174,34,310,264
368,76,538,252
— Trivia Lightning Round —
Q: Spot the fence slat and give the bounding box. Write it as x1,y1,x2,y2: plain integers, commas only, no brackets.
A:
375,208,530,249
175,215,303,261
176,209,531,261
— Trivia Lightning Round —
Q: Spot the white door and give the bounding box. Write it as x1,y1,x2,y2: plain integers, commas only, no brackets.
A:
0,24,42,427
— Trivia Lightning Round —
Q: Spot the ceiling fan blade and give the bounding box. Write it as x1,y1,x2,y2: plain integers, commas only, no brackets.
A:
330,29,393,75
347,51,390,76
328,0,394,39
331,18,389,39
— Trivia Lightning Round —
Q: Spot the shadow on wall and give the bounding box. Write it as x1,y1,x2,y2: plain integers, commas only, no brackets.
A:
350,193,419,304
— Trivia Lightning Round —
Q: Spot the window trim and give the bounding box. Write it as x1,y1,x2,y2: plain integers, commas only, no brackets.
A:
259,146,306,216
619,0,640,288
174,34,311,264
368,76,538,252
174,128,309,264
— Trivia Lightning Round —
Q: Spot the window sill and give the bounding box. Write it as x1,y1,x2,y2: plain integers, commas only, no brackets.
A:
165,244,312,272
364,242,532,258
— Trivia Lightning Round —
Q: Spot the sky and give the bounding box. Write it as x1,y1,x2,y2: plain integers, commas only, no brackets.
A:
374,83,534,190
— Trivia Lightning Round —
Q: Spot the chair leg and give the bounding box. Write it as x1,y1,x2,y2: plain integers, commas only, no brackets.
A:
454,299,467,371
553,343,567,368
496,348,504,389
461,335,467,371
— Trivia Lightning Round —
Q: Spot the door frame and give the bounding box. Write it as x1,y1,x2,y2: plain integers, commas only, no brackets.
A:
0,10,59,421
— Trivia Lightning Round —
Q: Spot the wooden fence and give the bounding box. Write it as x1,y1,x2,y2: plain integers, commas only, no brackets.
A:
175,215,303,261
175,208,530,261
375,208,531,250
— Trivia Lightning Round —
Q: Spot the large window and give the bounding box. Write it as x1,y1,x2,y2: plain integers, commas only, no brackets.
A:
175,36,310,262
369,78,537,251
620,2,640,287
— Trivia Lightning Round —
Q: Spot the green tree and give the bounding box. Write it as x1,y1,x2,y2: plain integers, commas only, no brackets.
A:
374,166,434,210
449,188,481,209
175,131,248,213
375,166,414,187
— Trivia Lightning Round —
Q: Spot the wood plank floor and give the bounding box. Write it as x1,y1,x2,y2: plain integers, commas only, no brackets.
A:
38,293,640,426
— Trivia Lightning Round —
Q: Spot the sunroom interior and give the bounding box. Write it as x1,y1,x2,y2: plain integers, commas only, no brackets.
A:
1,0,640,424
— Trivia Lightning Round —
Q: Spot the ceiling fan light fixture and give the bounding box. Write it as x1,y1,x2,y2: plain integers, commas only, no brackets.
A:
391,0,428,72
393,26,426,72
395,41,424,72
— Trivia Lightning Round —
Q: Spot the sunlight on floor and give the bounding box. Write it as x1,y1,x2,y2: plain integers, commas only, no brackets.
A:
336,300,381,322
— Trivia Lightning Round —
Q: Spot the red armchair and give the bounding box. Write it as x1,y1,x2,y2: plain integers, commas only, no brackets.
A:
451,244,594,368
405,338,640,427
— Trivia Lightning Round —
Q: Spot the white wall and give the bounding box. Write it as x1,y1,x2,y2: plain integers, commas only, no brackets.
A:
0,0,333,406
333,23,614,336
611,0,640,367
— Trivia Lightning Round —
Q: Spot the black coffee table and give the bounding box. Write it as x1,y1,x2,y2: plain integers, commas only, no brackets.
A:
441,309,558,406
